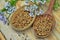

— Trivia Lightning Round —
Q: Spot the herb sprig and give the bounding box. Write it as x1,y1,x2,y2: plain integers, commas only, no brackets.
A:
1,0,60,12
9,0,18,6
1,8,7,12
1,0,18,12
53,0,60,10
31,0,60,10
46,0,60,10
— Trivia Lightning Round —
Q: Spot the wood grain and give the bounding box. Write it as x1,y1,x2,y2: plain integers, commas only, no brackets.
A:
0,0,60,40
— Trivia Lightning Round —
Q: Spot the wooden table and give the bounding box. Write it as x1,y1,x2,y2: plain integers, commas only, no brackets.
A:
0,0,60,40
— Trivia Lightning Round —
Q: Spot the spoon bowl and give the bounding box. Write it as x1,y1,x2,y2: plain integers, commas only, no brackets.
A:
33,0,56,38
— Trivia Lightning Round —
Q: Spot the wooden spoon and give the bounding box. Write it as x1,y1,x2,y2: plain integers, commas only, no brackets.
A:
0,32,6,40
33,0,56,38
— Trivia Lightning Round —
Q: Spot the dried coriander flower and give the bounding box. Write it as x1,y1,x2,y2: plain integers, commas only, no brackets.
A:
24,0,45,17
39,9,44,15
25,0,30,5
24,6,30,11
7,6,16,14
3,2,16,14
40,0,46,4
29,12,34,17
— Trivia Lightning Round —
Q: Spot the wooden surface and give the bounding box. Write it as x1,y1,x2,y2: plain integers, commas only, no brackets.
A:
0,0,60,40
15,1,60,40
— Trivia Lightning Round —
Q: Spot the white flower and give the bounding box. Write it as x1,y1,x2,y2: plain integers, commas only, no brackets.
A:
33,4,38,10
30,0,46,4
29,4,38,12
4,2,16,14
35,10,40,15
29,12,34,17
40,0,46,4
4,2,11,9
35,9,44,15
7,6,16,14
24,6,30,11
24,1,29,5
25,0,30,5
39,9,44,15
29,5,34,12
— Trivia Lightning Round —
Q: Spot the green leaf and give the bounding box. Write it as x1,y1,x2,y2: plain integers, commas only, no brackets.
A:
9,0,18,6
1,8,7,12
34,0,36,3
46,0,50,3
5,0,8,2
46,0,60,10
53,0,60,10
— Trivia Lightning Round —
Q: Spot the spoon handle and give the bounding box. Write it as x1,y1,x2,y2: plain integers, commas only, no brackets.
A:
48,0,55,12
